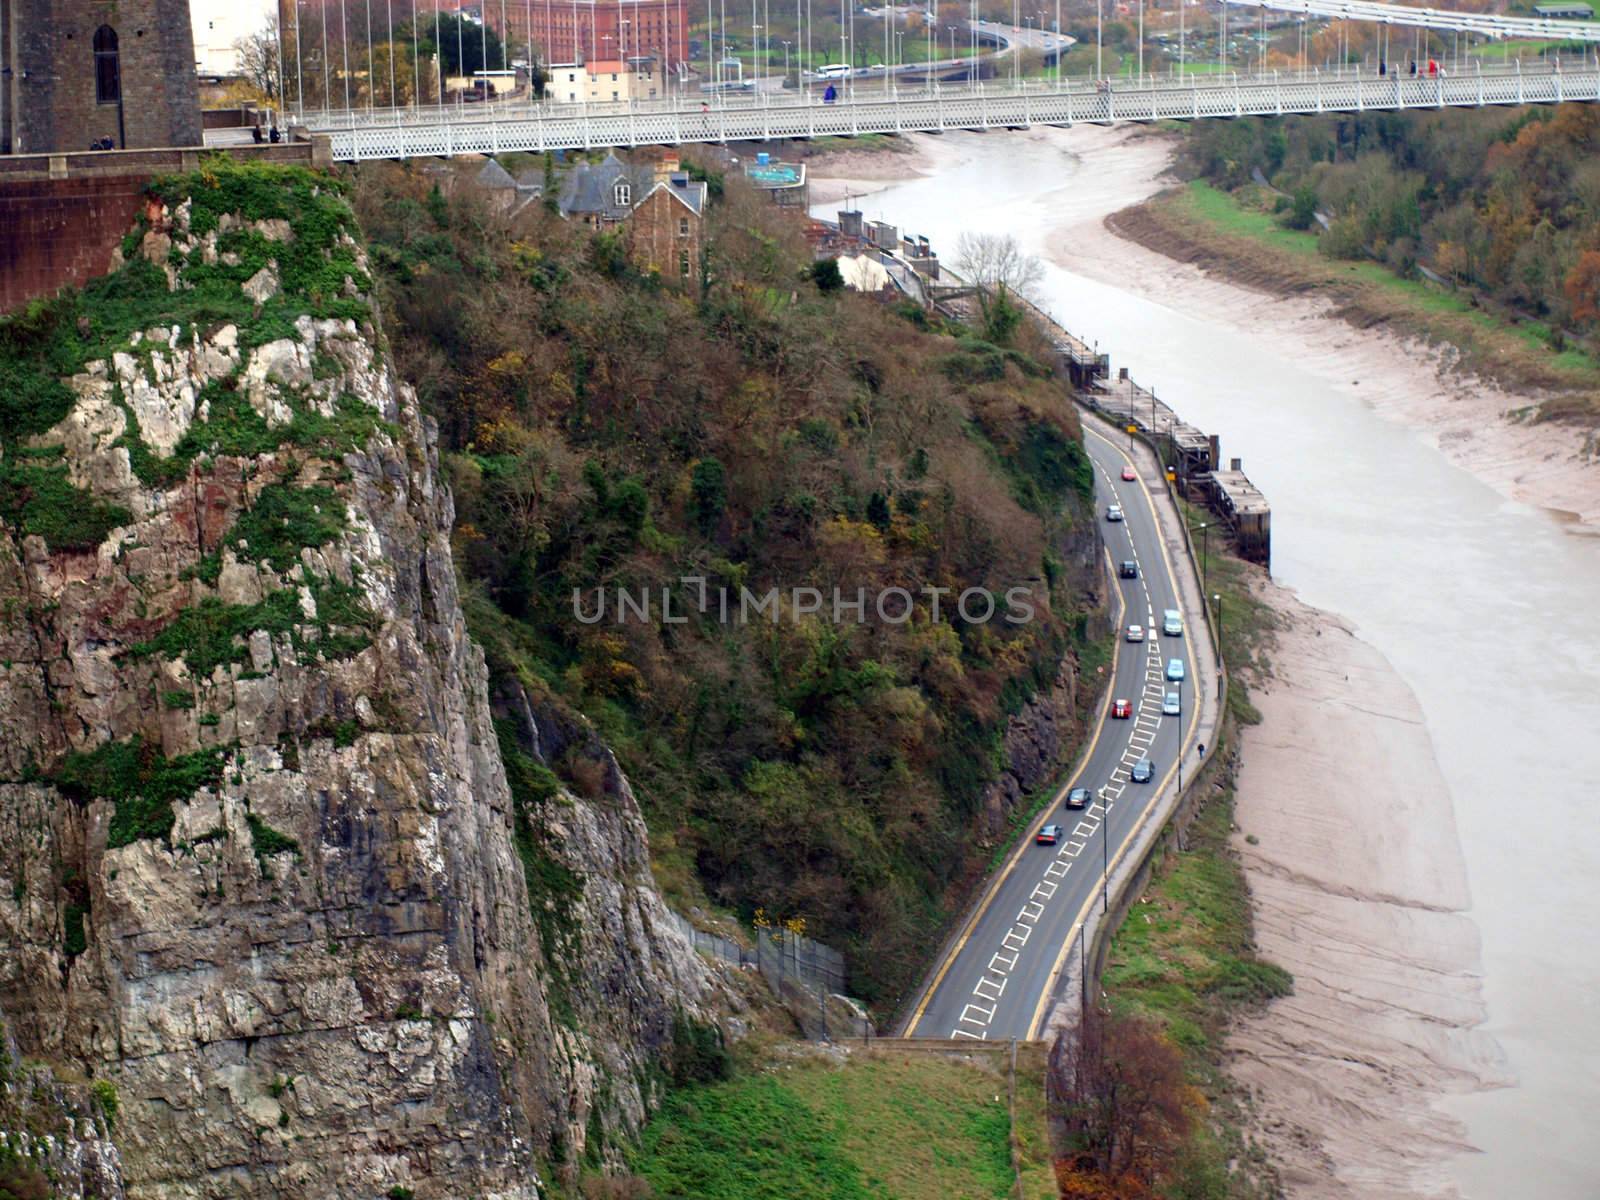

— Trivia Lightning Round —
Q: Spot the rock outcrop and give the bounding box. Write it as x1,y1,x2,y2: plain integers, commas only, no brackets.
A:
0,162,717,1198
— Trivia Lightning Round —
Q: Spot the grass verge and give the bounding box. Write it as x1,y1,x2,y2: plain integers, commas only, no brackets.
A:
1097,527,1287,1195
626,1047,1056,1200
1117,179,1600,413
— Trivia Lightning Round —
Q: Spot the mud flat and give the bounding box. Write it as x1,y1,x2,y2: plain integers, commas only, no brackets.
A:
1227,578,1508,1198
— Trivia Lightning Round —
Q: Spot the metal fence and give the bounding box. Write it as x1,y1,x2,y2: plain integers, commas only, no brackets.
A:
668,912,847,1004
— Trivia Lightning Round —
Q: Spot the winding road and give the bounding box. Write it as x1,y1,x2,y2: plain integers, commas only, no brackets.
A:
902,419,1214,1041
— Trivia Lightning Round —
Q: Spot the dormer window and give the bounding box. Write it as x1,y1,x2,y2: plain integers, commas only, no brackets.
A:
614,182,631,207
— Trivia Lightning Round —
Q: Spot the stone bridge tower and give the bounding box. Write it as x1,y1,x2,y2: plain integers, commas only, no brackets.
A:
1,0,202,154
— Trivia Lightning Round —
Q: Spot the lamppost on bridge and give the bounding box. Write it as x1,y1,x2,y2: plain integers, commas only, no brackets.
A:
783,38,792,86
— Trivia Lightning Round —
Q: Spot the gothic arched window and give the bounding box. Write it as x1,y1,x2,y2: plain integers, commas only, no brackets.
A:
94,26,120,104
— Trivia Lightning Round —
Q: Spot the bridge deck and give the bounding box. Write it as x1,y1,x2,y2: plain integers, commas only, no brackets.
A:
300,67,1600,160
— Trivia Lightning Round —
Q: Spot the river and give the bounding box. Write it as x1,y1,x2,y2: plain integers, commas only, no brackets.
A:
812,127,1600,1197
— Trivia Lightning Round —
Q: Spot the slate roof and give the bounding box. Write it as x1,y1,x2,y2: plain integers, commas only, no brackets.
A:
639,176,708,217
475,159,517,190
557,151,658,221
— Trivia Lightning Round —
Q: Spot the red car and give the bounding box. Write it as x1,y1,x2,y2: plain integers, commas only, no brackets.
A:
1111,698,1132,719
1121,466,1137,481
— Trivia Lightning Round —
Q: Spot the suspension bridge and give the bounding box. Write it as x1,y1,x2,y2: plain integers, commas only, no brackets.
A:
263,0,1600,161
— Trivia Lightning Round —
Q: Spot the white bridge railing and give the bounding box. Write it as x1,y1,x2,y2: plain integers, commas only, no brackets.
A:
306,66,1600,161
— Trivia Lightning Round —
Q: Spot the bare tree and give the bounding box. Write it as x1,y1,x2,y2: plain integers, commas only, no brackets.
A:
234,13,283,103
954,231,1043,344
954,230,1043,299
1048,1006,1193,1193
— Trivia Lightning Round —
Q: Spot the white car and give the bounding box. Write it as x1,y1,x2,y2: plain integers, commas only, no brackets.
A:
1105,504,1124,522
1162,609,1183,636
1126,624,1144,642
1162,691,1181,716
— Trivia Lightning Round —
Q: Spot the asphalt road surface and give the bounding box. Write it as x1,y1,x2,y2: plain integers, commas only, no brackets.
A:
904,423,1202,1040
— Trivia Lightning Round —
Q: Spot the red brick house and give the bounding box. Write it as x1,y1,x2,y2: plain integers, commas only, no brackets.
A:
625,171,706,281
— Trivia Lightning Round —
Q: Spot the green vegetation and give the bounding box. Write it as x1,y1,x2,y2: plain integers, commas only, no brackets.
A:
630,1049,1050,1200
90,1079,119,1129
130,578,373,678
1105,794,1291,1057
356,156,1095,1007
63,903,89,958
495,717,586,1023
246,813,301,866
1177,107,1600,409
0,452,131,552
198,479,348,576
51,738,225,848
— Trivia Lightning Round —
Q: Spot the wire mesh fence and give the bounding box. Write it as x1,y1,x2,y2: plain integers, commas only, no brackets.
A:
667,912,849,1022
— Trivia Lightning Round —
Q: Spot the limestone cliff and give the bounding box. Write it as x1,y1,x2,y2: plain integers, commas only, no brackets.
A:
0,161,718,1198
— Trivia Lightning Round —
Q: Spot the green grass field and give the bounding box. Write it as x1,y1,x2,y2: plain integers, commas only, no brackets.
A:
628,1049,1058,1200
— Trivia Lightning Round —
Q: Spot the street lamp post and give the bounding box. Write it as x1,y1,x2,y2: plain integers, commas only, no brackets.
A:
783,38,791,85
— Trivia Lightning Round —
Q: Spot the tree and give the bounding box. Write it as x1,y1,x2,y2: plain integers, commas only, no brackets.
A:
810,257,845,293
233,13,282,103
1564,249,1600,327
1049,1007,1194,1193
954,231,1043,345
424,13,506,79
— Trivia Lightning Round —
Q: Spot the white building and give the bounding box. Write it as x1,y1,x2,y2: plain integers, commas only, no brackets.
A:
544,60,663,103
191,0,273,79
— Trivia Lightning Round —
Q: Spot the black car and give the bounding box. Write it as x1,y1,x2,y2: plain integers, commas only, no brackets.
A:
1066,786,1094,810
1131,758,1154,783
1119,560,1138,579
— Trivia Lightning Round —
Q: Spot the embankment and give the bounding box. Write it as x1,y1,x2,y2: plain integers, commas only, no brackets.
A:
1106,177,1600,526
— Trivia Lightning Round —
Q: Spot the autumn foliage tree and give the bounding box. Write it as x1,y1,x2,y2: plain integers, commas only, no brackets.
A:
1049,1008,1195,1197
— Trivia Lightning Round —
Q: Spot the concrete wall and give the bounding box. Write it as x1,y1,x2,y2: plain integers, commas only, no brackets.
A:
3,0,202,154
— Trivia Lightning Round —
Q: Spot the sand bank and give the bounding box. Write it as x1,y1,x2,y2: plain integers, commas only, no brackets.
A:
1227,579,1509,1198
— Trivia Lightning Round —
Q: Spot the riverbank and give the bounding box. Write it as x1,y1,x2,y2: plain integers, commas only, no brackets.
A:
1107,178,1600,524
804,138,931,208
806,126,1517,1196
1228,573,1507,1199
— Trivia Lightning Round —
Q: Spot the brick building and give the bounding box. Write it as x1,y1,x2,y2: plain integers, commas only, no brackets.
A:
626,169,705,280
521,0,688,69
1,0,203,154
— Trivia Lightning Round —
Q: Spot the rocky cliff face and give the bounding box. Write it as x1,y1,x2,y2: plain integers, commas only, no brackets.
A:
0,162,718,1198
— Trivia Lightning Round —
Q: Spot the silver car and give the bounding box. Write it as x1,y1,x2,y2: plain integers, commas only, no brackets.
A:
1162,691,1180,716
1106,504,1124,522
1165,659,1185,682
1162,609,1182,636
